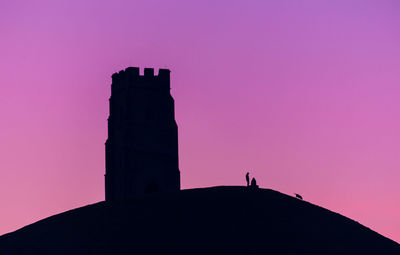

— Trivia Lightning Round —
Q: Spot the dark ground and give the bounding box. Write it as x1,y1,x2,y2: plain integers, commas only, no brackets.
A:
1,186,399,255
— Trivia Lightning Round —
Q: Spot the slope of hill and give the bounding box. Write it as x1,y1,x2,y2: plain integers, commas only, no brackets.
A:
1,186,399,255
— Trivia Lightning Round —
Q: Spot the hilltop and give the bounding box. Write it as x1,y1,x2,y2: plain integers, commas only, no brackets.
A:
1,186,399,254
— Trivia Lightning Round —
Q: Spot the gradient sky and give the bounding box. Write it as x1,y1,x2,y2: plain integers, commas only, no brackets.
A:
1,0,400,243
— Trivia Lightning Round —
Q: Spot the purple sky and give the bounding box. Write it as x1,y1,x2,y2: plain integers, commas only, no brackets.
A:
1,0,400,243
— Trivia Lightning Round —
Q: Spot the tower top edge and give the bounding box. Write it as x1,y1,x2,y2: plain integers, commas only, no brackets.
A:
111,67,170,80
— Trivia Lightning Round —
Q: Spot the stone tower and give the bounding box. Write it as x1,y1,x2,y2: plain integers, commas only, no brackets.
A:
105,67,180,201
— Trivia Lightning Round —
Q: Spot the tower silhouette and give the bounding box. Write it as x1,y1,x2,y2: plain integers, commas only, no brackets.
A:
105,67,180,201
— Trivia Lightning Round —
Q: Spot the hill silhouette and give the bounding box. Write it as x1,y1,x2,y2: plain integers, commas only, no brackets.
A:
1,186,399,254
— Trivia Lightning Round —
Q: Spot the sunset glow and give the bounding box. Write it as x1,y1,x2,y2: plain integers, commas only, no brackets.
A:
0,0,399,242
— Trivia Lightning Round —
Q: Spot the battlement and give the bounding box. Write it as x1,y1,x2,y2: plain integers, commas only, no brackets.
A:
111,67,170,87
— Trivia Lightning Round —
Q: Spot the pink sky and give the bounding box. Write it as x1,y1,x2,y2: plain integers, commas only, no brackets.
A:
1,0,399,243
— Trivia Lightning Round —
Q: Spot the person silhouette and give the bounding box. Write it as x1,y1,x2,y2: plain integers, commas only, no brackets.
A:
251,177,258,188
246,172,250,187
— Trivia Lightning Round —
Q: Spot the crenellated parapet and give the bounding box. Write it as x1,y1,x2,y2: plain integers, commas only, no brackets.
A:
111,67,170,94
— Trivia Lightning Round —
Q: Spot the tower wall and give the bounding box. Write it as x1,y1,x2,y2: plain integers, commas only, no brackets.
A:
105,67,180,201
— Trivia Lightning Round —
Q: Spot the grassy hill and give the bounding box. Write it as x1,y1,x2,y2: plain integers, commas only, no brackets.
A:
1,186,399,254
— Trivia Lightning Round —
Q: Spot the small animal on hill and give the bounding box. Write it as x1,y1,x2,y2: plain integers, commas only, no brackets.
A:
295,193,303,200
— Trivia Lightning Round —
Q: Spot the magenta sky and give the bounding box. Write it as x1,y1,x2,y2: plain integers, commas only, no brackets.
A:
1,0,399,242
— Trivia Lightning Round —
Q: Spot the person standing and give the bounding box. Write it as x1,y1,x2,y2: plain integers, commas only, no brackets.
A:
246,172,250,187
